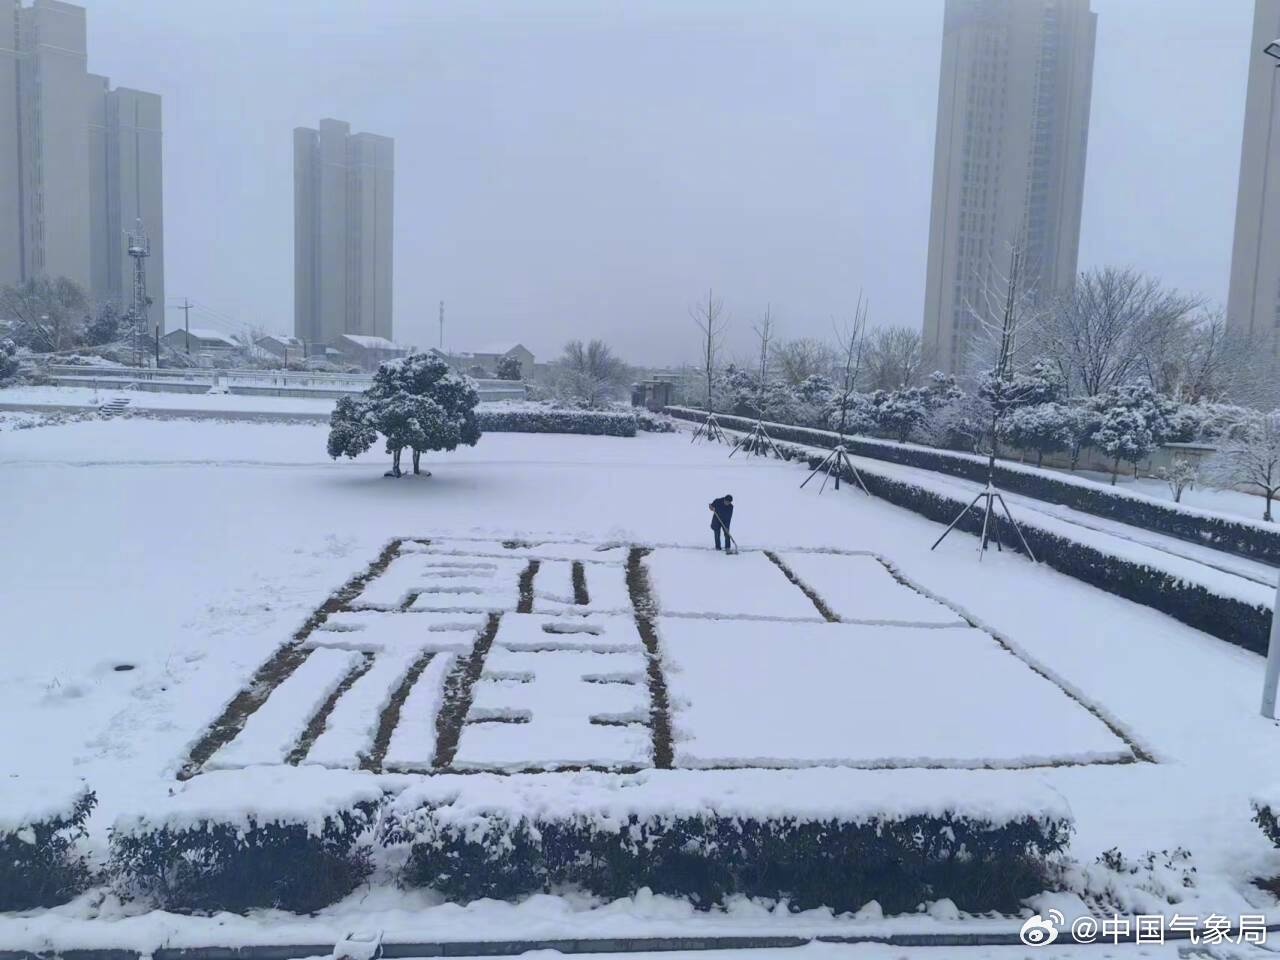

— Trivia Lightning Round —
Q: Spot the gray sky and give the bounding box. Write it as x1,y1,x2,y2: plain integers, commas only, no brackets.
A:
79,0,1253,366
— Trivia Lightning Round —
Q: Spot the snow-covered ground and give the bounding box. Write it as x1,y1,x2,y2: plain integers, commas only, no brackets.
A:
1,417,1279,952
0,383,336,416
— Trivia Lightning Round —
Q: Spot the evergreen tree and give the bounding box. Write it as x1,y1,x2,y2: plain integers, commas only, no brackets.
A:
495,354,523,381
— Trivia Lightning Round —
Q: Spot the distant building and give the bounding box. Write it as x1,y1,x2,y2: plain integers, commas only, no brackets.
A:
1227,0,1280,356
0,1,164,329
256,334,305,364
336,333,408,371
160,327,237,361
294,118,394,354
449,343,535,377
922,0,1096,373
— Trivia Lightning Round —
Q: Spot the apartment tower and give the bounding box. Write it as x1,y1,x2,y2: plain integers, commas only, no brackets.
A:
922,0,1096,373
1227,0,1280,356
0,0,164,330
293,118,394,351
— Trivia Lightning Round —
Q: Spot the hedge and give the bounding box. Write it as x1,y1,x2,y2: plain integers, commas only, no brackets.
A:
381,773,1073,915
803,449,1272,655
665,407,1280,567
0,783,96,910
478,408,637,437
108,769,382,914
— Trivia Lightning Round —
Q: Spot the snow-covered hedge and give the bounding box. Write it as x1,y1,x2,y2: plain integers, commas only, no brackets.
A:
381,771,1073,914
802,451,1273,654
0,781,96,910
478,407,637,437
666,407,1280,567
1252,792,1280,850
108,769,383,914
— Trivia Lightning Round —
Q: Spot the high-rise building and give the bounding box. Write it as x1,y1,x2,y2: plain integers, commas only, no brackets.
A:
88,80,165,333
1227,0,1280,357
294,118,394,351
922,0,1096,373
0,0,164,331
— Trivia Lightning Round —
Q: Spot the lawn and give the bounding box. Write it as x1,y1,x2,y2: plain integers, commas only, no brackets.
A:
0,415,1277,948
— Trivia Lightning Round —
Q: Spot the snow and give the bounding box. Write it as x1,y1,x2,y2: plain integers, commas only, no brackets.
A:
382,653,456,771
493,613,643,652
775,551,965,626
3,418,1280,946
339,334,403,350
309,610,486,652
206,647,365,770
455,647,651,770
352,553,524,611
661,619,1131,769
0,778,93,834
111,767,385,836
645,547,823,621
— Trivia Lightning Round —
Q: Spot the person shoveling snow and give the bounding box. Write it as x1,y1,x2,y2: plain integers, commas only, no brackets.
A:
709,494,736,554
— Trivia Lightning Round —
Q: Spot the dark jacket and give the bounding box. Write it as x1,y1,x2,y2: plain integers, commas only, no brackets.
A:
709,497,734,529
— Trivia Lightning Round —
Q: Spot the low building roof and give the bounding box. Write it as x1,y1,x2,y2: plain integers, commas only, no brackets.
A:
167,327,237,347
339,334,403,350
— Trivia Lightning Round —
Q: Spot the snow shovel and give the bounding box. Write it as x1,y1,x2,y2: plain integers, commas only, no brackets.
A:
711,504,739,555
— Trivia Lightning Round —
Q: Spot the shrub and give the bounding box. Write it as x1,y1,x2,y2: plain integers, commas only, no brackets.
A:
634,410,676,433
477,407,637,437
1253,796,1280,850
109,770,381,914
0,784,96,910
382,776,1073,915
0,338,18,384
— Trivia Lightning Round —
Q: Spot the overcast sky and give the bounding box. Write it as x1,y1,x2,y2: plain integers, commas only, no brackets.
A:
78,0,1254,366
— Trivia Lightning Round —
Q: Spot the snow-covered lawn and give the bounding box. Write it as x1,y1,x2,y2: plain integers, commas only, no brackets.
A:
1,417,1279,948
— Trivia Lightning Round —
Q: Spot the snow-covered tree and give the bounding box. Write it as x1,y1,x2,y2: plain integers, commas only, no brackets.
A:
1156,456,1199,504
85,303,121,347
0,277,89,352
1093,406,1156,484
0,338,18,384
869,388,930,443
917,392,990,453
775,338,836,385
690,289,728,414
999,402,1074,468
861,326,924,390
1063,404,1103,471
326,352,481,477
792,374,834,426
1205,411,1280,521
495,354,523,381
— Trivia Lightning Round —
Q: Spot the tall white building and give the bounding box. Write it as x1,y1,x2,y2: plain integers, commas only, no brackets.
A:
294,118,394,351
0,0,164,331
1227,0,1280,357
922,0,1096,373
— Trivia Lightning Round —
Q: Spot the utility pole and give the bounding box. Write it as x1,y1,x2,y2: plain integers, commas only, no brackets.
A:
167,298,193,354
439,301,444,351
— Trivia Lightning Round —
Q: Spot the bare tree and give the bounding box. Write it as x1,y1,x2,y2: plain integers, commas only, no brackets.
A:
831,295,869,435
775,337,836,385
1039,267,1202,398
555,339,631,408
0,277,90,353
753,303,776,410
689,289,727,412
1205,410,1280,521
861,326,924,391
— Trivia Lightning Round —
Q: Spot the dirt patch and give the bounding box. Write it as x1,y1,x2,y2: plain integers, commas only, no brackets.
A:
177,538,405,780
572,560,590,605
765,551,839,623
503,539,534,549
285,653,375,765
517,559,541,614
433,612,502,768
626,546,672,769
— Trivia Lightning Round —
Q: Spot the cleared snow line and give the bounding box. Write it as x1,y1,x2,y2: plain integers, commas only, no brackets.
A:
517,559,541,614
627,546,673,769
572,560,590,605
178,539,406,780
764,551,839,622
876,555,1156,765
433,613,503,768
